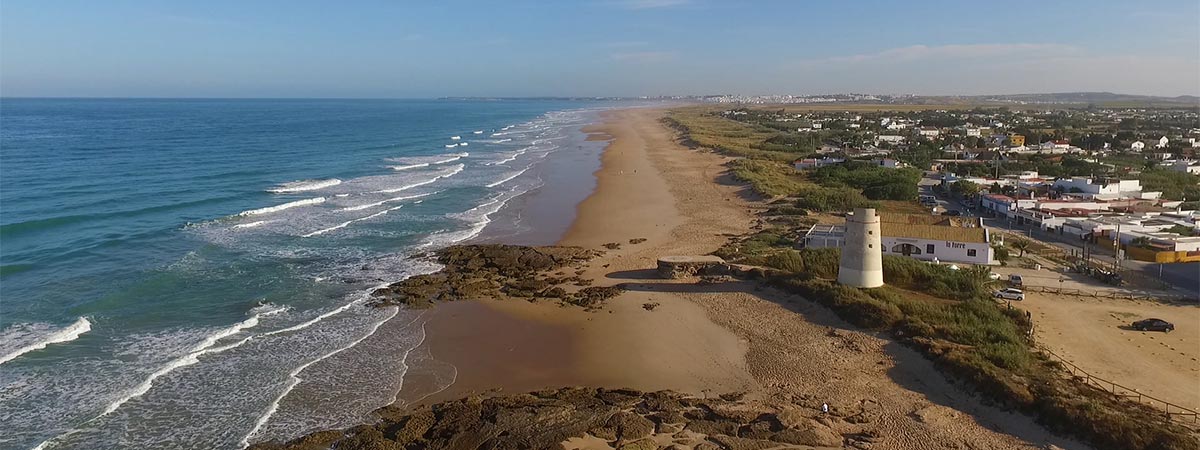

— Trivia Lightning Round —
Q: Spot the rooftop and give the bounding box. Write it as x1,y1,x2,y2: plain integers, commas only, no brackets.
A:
878,213,988,243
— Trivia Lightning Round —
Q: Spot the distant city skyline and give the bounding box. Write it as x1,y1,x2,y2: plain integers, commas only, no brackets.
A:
2,0,1198,98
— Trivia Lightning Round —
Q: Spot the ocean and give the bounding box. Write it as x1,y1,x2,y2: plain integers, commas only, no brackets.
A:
0,98,623,449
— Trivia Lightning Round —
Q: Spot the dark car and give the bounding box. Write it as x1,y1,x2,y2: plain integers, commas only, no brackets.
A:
1131,318,1175,332
942,210,962,216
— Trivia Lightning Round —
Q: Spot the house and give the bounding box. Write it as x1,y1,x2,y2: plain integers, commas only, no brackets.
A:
1131,141,1146,151
1156,136,1170,148
1052,177,1161,200
800,213,994,265
965,127,983,137
1009,134,1025,147
876,135,906,145
916,126,940,137
874,158,903,169
794,157,845,170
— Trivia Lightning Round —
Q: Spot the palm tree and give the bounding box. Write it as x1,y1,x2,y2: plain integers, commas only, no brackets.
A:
961,265,1000,298
1011,239,1031,258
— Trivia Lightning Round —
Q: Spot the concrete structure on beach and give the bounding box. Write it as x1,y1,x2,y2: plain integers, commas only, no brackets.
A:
837,208,884,288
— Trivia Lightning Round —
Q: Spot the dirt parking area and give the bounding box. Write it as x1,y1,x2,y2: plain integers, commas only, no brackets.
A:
1013,288,1199,410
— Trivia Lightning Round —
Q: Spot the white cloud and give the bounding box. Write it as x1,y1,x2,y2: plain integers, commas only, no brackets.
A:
610,51,676,63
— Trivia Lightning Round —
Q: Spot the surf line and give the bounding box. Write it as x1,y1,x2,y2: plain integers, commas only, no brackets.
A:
31,307,287,450
239,306,412,448
0,317,92,366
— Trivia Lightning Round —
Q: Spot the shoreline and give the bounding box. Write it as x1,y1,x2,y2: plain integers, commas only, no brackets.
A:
265,108,1091,449
408,108,757,407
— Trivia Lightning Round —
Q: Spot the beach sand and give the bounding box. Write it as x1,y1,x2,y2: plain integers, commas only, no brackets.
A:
406,108,1088,449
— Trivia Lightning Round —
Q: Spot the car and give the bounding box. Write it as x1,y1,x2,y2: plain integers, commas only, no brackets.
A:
994,288,1025,300
1008,274,1023,286
942,210,962,216
987,272,1002,280
1131,318,1174,332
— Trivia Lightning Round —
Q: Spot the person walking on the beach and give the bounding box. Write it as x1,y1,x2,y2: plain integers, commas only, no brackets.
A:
821,403,829,414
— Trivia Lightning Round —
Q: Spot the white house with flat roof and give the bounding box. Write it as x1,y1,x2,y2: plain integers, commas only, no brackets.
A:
801,213,994,265
1052,177,1161,200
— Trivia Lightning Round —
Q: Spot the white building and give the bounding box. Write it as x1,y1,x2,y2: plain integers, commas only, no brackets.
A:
876,135,906,145
802,213,995,265
1156,136,1169,148
916,126,940,137
794,157,845,170
1052,177,1161,200
1130,141,1145,151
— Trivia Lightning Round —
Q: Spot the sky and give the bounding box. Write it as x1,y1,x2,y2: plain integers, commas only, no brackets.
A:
2,0,1198,98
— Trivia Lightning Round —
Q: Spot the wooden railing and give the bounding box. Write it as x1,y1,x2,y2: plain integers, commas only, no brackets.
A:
1020,285,1193,303
1038,345,1198,424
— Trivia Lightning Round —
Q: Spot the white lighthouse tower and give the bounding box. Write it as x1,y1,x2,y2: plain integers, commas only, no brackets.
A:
837,208,884,288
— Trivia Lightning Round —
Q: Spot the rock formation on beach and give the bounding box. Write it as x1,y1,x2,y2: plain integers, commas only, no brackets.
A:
370,245,622,309
249,387,850,450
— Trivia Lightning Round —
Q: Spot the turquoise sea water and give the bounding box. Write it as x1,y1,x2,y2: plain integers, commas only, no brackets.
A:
0,98,618,449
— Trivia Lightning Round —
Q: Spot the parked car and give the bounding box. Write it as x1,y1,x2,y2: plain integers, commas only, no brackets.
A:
1008,274,1023,286
942,210,962,216
994,288,1025,300
987,271,1002,280
1131,318,1174,332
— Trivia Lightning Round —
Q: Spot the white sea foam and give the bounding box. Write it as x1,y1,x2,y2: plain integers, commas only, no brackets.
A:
341,191,437,212
488,138,513,143
388,153,467,171
449,136,461,140
98,306,286,416
444,143,458,148
238,197,326,216
486,168,529,188
388,162,430,171
233,220,269,229
371,164,464,194
0,317,92,366
473,130,483,134
302,205,404,238
240,305,402,448
459,142,468,147
266,179,342,194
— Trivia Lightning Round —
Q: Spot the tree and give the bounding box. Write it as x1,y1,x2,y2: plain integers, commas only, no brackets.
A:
1011,239,1031,257
950,180,980,198
993,246,1011,266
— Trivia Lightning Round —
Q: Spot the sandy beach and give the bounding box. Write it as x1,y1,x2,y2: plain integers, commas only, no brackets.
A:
388,108,1090,449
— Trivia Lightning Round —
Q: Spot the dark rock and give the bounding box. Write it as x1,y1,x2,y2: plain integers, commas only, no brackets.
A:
606,411,655,442
643,302,660,311
569,286,623,308
603,242,622,250
629,238,648,244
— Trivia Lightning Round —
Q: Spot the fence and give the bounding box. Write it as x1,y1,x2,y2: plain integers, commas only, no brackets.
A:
1021,285,1192,303
1038,346,1198,424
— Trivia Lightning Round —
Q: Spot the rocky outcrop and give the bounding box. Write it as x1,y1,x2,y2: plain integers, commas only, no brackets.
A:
249,388,846,450
656,255,728,279
370,245,619,309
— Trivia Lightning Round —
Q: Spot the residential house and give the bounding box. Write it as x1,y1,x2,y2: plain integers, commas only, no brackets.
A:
801,213,994,265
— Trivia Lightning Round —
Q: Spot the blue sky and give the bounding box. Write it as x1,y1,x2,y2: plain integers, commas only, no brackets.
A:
2,0,1198,97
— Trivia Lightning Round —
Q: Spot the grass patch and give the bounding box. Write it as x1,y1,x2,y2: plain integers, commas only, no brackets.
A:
728,159,812,197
